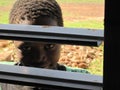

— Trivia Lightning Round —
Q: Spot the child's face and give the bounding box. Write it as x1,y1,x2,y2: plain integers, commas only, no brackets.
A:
18,16,58,26
14,17,61,69
15,41,61,69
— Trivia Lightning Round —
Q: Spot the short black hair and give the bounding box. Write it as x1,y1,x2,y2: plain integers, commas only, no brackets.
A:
9,0,63,26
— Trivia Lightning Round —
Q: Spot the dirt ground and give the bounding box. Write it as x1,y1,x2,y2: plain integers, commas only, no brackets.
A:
58,3,104,68
0,3,104,69
60,3,104,21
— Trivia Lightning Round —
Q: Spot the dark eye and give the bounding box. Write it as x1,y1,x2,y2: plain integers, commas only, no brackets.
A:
19,44,32,51
24,46,31,50
44,44,55,50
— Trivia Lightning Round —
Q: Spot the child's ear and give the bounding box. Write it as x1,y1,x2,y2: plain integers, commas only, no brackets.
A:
13,40,24,47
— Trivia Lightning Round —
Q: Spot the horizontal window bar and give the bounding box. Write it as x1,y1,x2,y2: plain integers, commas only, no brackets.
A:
0,64,103,90
0,24,104,46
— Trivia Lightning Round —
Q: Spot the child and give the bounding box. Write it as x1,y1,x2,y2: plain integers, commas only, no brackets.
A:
0,0,89,90
10,0,66,71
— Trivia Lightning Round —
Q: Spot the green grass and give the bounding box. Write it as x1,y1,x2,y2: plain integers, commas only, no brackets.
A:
0,0,15,6
0,0,15,23
0,12,9,24
88,59,103,76
64,20,104,29
0,0,104,6
57,0,104,4
87,43,104,76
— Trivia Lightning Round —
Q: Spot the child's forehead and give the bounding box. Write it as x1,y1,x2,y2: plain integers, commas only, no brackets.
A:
14,41,52,46
20,16,58,26
27,42,52,45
